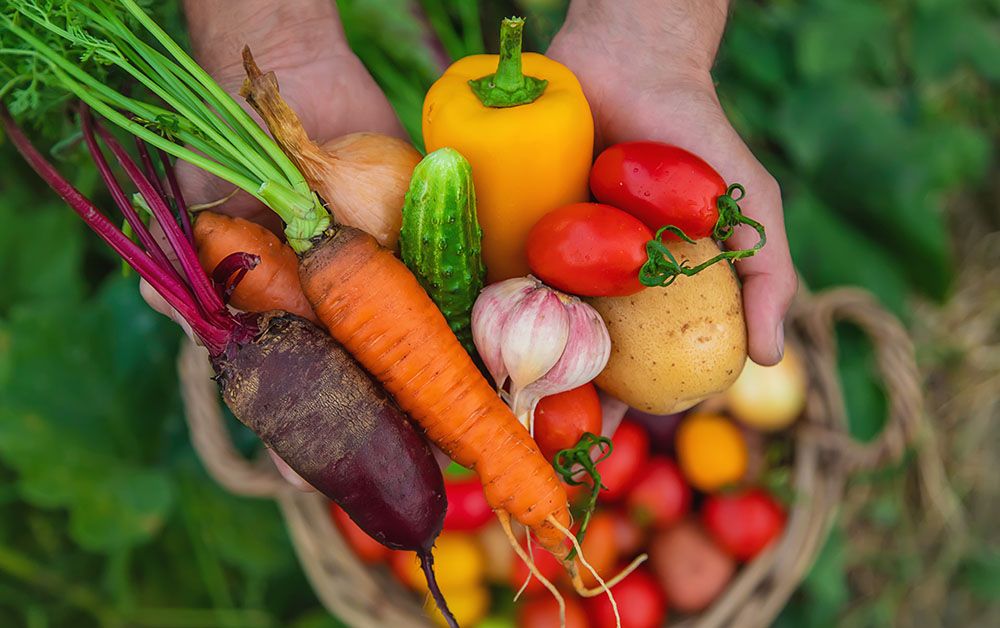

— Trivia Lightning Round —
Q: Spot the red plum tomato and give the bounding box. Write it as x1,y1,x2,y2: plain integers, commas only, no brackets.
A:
442,476,494,532
702,488,787,562
625,457,691,528
585,566,667,628
533,382,603,463
596,419,650,503
590,141,728,240
525,202,651,297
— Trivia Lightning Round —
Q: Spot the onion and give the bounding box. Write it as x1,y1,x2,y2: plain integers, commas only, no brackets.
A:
240,47,421,250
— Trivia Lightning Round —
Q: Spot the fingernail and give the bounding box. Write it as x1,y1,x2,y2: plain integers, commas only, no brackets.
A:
775,320,786,361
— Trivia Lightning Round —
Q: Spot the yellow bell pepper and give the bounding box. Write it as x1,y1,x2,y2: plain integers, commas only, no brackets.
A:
422,18,594,282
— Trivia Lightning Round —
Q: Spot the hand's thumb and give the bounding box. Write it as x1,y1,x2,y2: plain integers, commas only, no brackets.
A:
139,278,200,345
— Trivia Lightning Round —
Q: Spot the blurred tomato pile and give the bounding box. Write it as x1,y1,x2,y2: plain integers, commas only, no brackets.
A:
328,347,808,627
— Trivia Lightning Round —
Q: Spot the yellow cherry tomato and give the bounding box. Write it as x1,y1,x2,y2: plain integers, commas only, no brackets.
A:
675,412,748,492
390,531,487,592
426,584,491,628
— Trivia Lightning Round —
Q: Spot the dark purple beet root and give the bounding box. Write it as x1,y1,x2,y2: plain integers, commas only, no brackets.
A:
213,312,460,627
3,107,460,628
214,312,444,549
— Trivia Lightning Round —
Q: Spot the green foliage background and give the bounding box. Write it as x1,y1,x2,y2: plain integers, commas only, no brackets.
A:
0,1,997,627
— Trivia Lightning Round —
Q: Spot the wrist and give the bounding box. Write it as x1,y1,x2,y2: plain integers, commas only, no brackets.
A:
557,0,728,79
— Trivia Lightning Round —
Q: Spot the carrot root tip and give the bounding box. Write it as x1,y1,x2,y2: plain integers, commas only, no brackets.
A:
497,511,566,628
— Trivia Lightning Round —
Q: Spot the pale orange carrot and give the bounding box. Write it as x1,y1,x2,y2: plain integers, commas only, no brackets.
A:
193,211,318,323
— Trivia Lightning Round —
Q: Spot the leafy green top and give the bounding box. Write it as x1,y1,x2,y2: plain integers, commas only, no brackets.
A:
0,0,328,252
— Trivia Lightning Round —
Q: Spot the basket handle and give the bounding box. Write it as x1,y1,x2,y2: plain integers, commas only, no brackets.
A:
177,339,291,497
791,287,924,471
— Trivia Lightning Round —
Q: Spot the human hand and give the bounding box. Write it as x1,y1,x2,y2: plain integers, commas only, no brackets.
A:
178,0,407,224
145,1,407,331
547,0,798,434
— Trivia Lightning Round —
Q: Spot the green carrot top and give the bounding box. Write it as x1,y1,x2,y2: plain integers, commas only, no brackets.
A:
0,0,327,252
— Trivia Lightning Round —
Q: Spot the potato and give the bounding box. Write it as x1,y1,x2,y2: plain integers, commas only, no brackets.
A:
587,238,747,414
650,520,735,613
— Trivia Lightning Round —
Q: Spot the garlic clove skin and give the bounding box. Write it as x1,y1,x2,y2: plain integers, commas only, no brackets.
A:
471,276,537,388
533,295,611,393
519,295,612,432
500,285,571,391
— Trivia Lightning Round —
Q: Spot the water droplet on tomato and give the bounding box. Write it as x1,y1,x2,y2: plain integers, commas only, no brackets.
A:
633,168,639,173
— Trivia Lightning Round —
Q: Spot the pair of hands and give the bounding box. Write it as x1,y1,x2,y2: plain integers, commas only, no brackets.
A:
175,0,796,436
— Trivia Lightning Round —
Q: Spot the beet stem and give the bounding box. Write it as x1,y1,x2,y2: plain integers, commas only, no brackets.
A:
81,109,185,291
91,117,228,324
0,106,230,354
135,136,167,201
159,148,194,244
211,252,260,302
417,548,461,628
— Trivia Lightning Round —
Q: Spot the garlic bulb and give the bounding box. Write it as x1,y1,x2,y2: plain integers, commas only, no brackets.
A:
471,276,611,432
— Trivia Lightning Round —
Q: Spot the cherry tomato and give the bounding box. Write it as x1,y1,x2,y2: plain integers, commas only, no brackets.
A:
608,508,647,557
389,532,486,591
585,566,667,628
596,419,650,503
427,584,490,628
625,457,691,528
508,540,564,596
622,409,683,455
533,382,603,463
525,202,651,297
590,141,729,241
702,488,787,562
517,593,588,628
564,510,620,589
328,501,389,564
442,475,494,532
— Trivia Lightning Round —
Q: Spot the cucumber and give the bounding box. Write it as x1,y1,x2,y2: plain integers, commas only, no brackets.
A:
400,147,486,355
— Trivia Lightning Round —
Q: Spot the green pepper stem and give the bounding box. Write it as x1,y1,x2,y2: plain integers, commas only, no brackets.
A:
639,183,767,287
468,17,547,108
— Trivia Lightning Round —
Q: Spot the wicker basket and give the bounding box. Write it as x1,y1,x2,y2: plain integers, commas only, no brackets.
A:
177,286,924,628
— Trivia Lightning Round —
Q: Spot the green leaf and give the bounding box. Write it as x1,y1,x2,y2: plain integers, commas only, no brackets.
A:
794,0,893,80
776,84,956,299
911,119,993,191
912,8,1000,82
0,271,180,552
960,546,1000,601
0,175,86,313
177,476,295,578
69,469,173,551
723,18,790,91
837,324,888,442
784,190,909,316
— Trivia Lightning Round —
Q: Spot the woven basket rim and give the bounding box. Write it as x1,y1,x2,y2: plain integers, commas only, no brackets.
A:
176,286,924,628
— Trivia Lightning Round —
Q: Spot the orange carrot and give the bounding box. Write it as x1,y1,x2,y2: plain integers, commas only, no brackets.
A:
193,211,318,323
298,224,574,557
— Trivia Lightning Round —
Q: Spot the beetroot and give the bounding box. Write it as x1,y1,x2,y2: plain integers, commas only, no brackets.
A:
2,105,459,627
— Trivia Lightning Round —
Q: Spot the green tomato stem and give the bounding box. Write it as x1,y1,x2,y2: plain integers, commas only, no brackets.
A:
552,432,614,561
639,184,768,287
